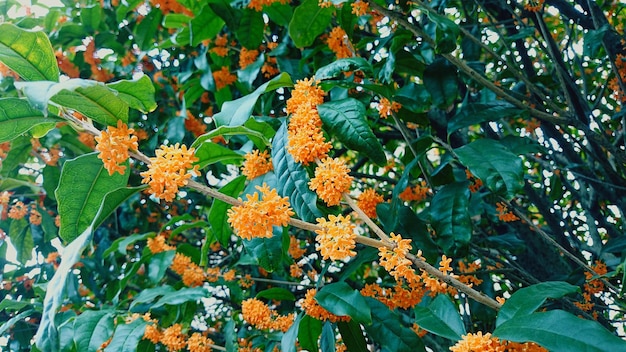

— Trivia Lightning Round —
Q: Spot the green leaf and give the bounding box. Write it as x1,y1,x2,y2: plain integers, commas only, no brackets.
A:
209,175,246,245
455,139,524,197
237,9,264,49
151,287,208,309
104,232,153,257
148,250,175,284
104,318,147,352
364,298,425,352
298,315,322,352
190,5,225,46
315,58,373,80
1,135,31,177
496,281,578,327
163,13,192,28
318,98,386,166
414,294,465,341
271,123,323,222
0,310,33,336
129,286,176,310
9,218,32,263
288,0,334,48
493,310,626,352
429,181,471,254
193,126,269,151
423,58,458,109
242,230,284,272
81,5,102,31
73,310,115,352
0,298,31,312
107,76,157,113
447,101,522,134
337,320,368,352
0,23,59,81
0,98,62,143
134,9,162,51
213,72,293,127
264,3,293,27
316,282,371,324
56,153,129,243
320,321,336,352
256,288,296,301
92,186,145,231
426,11,459,54
282,313,301,352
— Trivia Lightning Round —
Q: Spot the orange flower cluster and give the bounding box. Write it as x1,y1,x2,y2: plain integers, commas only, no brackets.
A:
458,260,483,287
301,288,350,322
576,260,607,315
360,282,425,310
523,0,545,12
398,181,431,202
78,131,96,149
450,332,547,352
262,56,279,78
465,169,483,193
227,184,294,240
0,62,19,79
377,97,402,119
288,235,306,259
309,157,354,206
496,202,519,222
315,214,357,261
213,66,237,90
147,235,175,254
143,321,214,352
8,201,28,220
285,78,332,165
29,207,42,226
351,0,368,16
241,298,295,332
209,34,229,57
95,120,138,175
239,48,259,69
83,38,114,82
357,188,385,218
170,253,210,287
379,233,416,282
149,0,193,15
55,50,80,78
610,54,626,102
185,112,207,137
327,27,353,59
247,0,288,11
140,143,199,202
289,263,303,277
241,149,273,180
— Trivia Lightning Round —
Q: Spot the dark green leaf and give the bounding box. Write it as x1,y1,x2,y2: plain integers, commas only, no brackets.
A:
1,135,31,177
0,298,31,312
394,83,431,113
271,123,322,222
73,310,115,352
107,76,157,113
426,11,459,54
264,3,293,27
92,186,144,231
0,23,59,81
496,281,578,327
316,282,371,324
148,250,175,284
237,9,264,49
56,153,129,243
134,9,162,51
337,320,368,352
318,98,386,166
414,294,465,341
213,72,292,127
583,24,609,58
316,58,373,80
0,98,62,143
455,139,524,197
104,232,153,257
209,175,246,245
423,58,458,109
151,287,208,309
320,321,336,352
493,310,626,352
81,5,102,31
298,315,322,352
242,230,284,272
447,101,522,134
364,298,424,352
104,318,146,352
429,181,471,254
190,5,225,46
194,142,242,169
288,0,334,48
129,286,176,310
9,218,32,263
256,288,296,301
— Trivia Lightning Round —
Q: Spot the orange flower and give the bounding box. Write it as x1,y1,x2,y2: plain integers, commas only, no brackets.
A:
29,207,42,226
327,27,353,59
143,323,161,344
241,298,295,332
450,332,497,352
95,120,138,175
182,265,205,287
140,143,199,202
239,48,259,69
289,263,303,277
378,233,416,283
377,97,402,118
213,66,237,89
241,149,273,180
315,214,356,261
357,188,384,218
351,0,368,16
301,288,350,322
160,324,186,351
439,255,453,275
288,235,306,259
287,123,332,165
78,132,96,149
185,112,207,137
309,157,353,206
227,184,294,240
398,181,430,202
524,0,544,12
147,235,175,254
8,201,28,220
286,78,325,115
171,253,192,275
496,202,519,222
187,332,214,352
261,56,279,78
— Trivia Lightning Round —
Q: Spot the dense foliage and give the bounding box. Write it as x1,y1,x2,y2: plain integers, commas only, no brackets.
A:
1,0,626,351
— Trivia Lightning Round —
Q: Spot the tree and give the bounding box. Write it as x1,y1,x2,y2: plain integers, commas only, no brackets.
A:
1,0,626,350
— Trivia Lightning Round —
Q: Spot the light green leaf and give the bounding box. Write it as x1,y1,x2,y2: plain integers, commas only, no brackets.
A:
429,181,471,254
104,232,153,257
0,310,34,336
0,23,59,81
163,13,192,28
148,250,176,284
318,98,386,166
213,72,293,127
236,9,264,49
49,80,129,125
107,75,157,113
288,0,334,48
271,123,322,222
315,58,373,80
104,318,147,352
74,310,115,352
298,315,322,352
316,282,371,324
496,281,578,327
282,313,301,352
493,310,626,352
209,175,246,245
414,295,466,341
134,9,162,51
256,288,296,301
455,139,524,198
56,153,129,243
129,285,176,310
364,298,425,352
0,299,31,312
151,286,208,309
81,5,102,31
9,218,32,263
447,101,522,134
194,142,243,169
190,5,225,46
0,98,62,143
